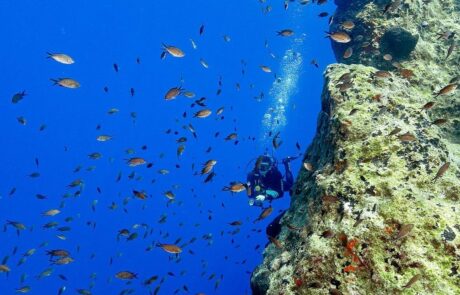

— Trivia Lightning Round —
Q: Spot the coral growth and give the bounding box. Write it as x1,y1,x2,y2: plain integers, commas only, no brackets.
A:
251,0,460,294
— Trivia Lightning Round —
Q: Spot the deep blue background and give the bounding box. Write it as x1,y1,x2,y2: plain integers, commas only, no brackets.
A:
0,0,335,294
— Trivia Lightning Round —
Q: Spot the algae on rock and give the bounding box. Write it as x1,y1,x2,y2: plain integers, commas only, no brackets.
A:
251,0,460,294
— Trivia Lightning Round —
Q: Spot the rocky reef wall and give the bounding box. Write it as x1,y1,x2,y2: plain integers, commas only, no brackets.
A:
251,0,459,294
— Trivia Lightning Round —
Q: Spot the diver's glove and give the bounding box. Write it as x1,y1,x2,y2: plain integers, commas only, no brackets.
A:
248,199,255,206
265,190,279,199
255,195,266,202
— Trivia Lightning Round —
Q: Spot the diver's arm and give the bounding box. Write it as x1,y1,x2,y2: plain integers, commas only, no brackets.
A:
268,169,283,198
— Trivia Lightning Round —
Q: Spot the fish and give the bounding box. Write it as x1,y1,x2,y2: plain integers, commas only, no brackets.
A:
164,191,175,200
162,44,185,58
421,101,435,110
403,274,421,288
396,224,414,239
96,135,112,142
17,116,27,125
277,29,294,37
51,78,80,89
11,91,26,104
388,127,402,136
115,271,137,280
432,118,448,125
229,221,242,226
46,249,70,258
434,83,457,97
325,31,351,43
42,209,61,216
53,256,74,265
224,133,237,141
222,182,247,193
0,264,11,272
15,286,31,293
126,157,147,167
374,70,391,78
446,42,456,59
133,190,147,200
197,58,209,70
194,109,212,118
398,133,416,142
254,207,273,223
88,152,102,160
47,52,74,64
216,107,224,115
340,21,355,30
303,162,314,171
311,59,319,68
272,131,282,149
204,171,216,183
343,47,353,59
157,243,182,254
158,169,170,175
190,39,197,49
433,162,450,181
183,91,195,98
260,65,272,73
165,87,183,100
383,54,393,61
177,145,185,157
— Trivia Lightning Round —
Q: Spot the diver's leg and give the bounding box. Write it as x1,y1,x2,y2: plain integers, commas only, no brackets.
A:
283,161,294,190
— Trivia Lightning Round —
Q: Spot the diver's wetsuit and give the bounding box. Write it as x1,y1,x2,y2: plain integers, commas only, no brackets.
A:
247,161,294,207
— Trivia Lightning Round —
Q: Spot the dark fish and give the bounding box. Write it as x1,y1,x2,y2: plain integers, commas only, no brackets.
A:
398,133,416,142
421,101,435,110
403,274,421,288
113,63,119,72
435,83,457,98
432,118,447,125
388,127,401,136
433,162,450,181
12,91,26,104
272,131,282,149
396,224,414,239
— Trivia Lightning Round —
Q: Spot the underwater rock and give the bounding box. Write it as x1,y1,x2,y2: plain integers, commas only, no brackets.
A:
379,28,418,60
252,0,460,293
251,267,270,295
442,226,456,242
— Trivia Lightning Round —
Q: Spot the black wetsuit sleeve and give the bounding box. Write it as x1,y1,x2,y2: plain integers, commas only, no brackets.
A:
268,169,283,197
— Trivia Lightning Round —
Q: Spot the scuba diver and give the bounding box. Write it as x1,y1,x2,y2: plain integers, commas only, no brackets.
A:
246,155,295,207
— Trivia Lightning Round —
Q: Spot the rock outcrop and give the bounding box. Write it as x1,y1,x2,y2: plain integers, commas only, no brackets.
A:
251,0,459,294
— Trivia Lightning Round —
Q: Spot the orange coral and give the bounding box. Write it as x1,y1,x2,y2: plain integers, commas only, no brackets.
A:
343,265,357,272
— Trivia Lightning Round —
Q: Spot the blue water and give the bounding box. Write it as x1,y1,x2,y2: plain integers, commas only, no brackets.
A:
0,1,335,294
